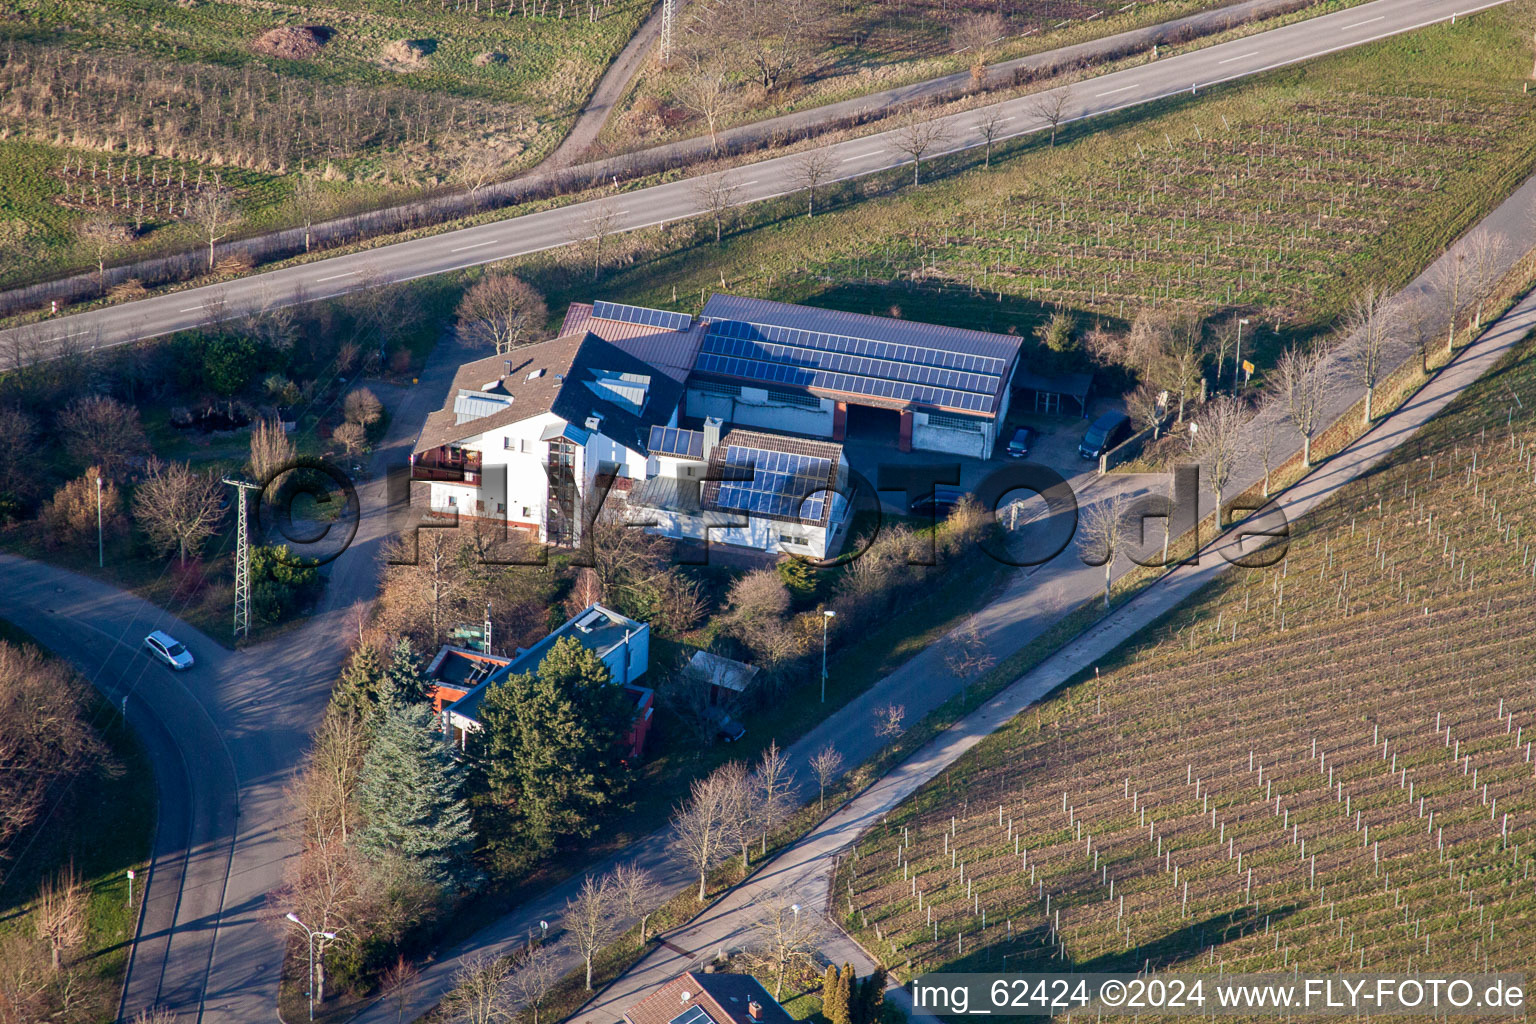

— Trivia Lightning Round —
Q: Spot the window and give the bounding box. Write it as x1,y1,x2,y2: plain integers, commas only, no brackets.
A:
503,437,512,449
521,439,530,453
927,412,985,433
764,388,821,409
496,502,505,514
521,506,532,517
447,495,458,507
693,380,741,398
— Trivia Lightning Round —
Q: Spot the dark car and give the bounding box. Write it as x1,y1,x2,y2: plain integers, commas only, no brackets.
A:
1005,427,1036,458
1079,412,1131,460
705,705,746,743
908,485,967,518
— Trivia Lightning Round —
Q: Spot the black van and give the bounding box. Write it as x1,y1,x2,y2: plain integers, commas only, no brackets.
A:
1079,411,1130,460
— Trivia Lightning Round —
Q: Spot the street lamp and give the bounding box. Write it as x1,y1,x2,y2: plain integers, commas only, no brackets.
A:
96,476,103,568
791,904,801,925
286,912,337,1022
1187,420,1199,452
1234,318,1250,393
820,610,836,703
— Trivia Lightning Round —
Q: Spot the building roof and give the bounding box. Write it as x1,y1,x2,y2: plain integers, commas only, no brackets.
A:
624,973,794,1024
1013,369,1094,401
701,429,843,527
445,603,646,722
414,332,686,456
693,293,1020,418
686,650,761,693
561,301,705,384
425,646,512,691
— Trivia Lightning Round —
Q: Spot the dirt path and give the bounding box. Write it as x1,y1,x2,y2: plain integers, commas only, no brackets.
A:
544,0,665,169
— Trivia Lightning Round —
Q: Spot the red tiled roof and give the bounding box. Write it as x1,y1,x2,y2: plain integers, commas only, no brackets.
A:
623,973,794,1024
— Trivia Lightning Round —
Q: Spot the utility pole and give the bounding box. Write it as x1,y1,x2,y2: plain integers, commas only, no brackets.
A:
661,0,676,62
223,477,262,640
96,475,104,568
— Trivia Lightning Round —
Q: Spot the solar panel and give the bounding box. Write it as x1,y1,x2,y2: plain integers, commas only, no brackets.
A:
592,300,693,332
670,1005,712,1024
709,444,832,523
647,425,705,458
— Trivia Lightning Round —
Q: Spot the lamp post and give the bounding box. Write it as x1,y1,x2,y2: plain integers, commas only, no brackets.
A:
285,912,337,1022
1234,318,1250,393
96,475,103,568
820,610,836,702
791,903,801,926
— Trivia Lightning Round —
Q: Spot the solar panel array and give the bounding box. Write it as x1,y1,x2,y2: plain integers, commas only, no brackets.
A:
710,444,832,523
697,318,1005,414
647,425,705,458
592,300,693,333
670,1006,712,1024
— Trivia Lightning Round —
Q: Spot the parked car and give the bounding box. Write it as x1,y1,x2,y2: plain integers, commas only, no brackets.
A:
908,485,967,518
1005,427,1036,458
1079,412,1131,460
706,705,746,743
143,630,195,670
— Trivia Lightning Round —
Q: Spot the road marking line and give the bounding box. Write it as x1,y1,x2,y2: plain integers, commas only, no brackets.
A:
1217,50,1259,64
738,180,760,187
316,270,359,282
1342,14,1385,26
841,151,880,162
449,239,498,252
1095,84,1135,96
179,305,204,312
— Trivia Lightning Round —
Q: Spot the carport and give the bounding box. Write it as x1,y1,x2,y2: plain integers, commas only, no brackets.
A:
1014,370,1094,418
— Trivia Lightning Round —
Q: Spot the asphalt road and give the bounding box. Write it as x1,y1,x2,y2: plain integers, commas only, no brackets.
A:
0,0,1506,363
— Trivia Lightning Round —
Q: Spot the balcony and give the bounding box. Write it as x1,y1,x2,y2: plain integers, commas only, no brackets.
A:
413,446,482,484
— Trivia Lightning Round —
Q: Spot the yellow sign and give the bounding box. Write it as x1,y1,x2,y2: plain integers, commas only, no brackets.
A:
1242,360,1255,375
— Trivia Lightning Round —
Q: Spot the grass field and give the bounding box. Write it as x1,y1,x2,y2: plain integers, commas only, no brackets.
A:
540,0,1536,381
0,621,156,1024
835,322,1536,984
0,0,651,287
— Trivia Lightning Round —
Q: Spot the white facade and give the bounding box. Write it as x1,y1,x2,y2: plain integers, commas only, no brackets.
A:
686,383,836,439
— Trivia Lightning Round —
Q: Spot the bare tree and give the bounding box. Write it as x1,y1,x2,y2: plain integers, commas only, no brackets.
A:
292,172,325,253
789,149,835,217
1463,229,1509,331
344,387,384,428
455,273,549,353
874,702,906,738
0,406,38,500
973,108,1008,168
1028,90,1070,147
892,112,954,186
454,149,506,194
1190,395,1251,523
676,55,734,154
133,458,224,565
609,862,660,945
1429,250,1467,356
333,420,368,455
718,0,822,91
753,740,797,854
249,418,295,490
943,615,994,695
442,953,515,1024
670,762,745,901
809,744,843,811
34,868,88,970
59,394,149,479
79,215,122,283
1268,344,1331,467
1160,314,1204,423
951,11,1007,85
566,874,616,990
1252,403,1284,498
507,945,558,1024
581,199,621,279
190,190,234,271
380,956,419,1024
1125,383,1165,440
1341,283,1397,424
691,174,741,244
1078,491,1135,607
743,890,824,1000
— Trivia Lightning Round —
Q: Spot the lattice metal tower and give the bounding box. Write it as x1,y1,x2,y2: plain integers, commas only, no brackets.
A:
661,0,676,62
223,477,262,639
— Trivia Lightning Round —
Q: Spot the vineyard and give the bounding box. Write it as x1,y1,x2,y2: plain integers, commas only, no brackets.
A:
573,1,1536,371
837,333,1536,985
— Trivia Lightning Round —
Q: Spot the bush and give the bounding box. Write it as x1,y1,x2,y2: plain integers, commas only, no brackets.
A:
205,334,259,395
249,544,322,625
40,470,124,548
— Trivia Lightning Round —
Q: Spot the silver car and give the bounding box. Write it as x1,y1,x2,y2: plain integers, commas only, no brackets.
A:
144,630,195,670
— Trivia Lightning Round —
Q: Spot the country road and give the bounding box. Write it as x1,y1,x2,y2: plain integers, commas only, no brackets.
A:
0,0,1505,363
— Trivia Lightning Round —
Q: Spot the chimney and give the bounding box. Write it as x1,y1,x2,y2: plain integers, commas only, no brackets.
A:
703,416,723,459
748,1002,762,1021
